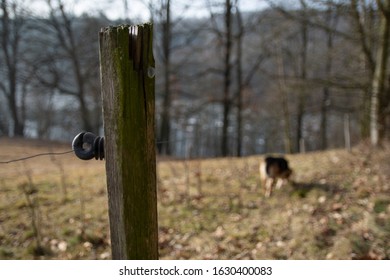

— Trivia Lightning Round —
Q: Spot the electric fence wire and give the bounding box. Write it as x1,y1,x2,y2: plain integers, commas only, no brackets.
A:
0,150,74,164
0,138,194,164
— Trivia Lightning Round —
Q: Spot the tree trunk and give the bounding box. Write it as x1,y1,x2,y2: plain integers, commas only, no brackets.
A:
296,0,308,153
276,45,292,154
235,3,244,157
222,0,232,157
320,87,329,149
1,0,25,137
158,0,172,155
350,0,377,140
370,0,390,146
320,3,336,150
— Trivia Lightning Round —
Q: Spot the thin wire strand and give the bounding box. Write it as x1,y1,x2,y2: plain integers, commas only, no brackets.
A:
0,138,194,164
0,150,74,164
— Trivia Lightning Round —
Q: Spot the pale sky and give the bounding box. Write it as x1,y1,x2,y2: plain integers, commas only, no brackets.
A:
28,0,267,21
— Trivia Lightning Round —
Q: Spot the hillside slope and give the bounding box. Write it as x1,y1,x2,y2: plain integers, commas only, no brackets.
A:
0,138,389,259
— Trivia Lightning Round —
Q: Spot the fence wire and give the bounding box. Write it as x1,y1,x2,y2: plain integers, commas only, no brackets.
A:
0,137,197,165
0,150,74,164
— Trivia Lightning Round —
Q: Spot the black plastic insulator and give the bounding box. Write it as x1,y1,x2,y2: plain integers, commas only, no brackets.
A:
72,131,105,160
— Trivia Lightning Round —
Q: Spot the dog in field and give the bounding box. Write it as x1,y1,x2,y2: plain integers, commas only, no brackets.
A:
260,156,292,197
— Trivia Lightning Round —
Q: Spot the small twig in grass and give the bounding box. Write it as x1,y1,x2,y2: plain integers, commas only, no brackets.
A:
78,176,86,239
19,167,44,256
184,160,191,204
49,154,68,202
195,159,203,197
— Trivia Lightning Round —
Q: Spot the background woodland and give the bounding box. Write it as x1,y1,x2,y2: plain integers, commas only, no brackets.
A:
1,0,390,157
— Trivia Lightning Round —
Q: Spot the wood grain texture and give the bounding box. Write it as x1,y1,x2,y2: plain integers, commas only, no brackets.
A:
99,24,158,260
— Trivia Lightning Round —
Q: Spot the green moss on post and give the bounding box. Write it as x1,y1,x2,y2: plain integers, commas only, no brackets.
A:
99,24,158,260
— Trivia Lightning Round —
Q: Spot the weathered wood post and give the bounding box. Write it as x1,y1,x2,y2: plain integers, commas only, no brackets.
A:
99,24,158,259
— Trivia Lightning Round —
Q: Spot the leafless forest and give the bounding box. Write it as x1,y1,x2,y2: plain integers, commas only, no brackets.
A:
1,0,389,157
1,0,390,261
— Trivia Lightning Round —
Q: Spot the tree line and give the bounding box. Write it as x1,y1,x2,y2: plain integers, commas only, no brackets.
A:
1,0,389,157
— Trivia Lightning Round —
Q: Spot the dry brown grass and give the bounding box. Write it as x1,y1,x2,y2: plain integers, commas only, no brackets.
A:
1,137,389,259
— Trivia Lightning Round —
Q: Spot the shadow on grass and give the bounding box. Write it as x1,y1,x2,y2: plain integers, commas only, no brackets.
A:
289,181,340,198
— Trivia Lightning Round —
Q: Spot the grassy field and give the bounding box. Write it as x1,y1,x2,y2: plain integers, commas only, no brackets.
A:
0,137,389,259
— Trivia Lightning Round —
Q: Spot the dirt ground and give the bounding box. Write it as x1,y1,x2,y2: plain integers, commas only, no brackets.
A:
0,138,389,259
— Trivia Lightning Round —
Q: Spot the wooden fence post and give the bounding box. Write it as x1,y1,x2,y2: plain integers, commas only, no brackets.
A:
99,24,158,259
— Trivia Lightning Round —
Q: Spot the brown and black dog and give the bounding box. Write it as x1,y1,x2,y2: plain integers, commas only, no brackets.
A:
259,156,292,197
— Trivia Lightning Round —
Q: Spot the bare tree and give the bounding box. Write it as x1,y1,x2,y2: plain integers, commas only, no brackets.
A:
35,0,103,133
349,0,377,139
295,0,310,153
350,0,390,146
275,43,293,154
206,0,234,156
221,0,233,156
263,0,373,150
157,0,172,155
370,0,390,146
320,0,339,150
234,0,244,156
233,1,268,156
0,0,28,136
150,0,212,156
